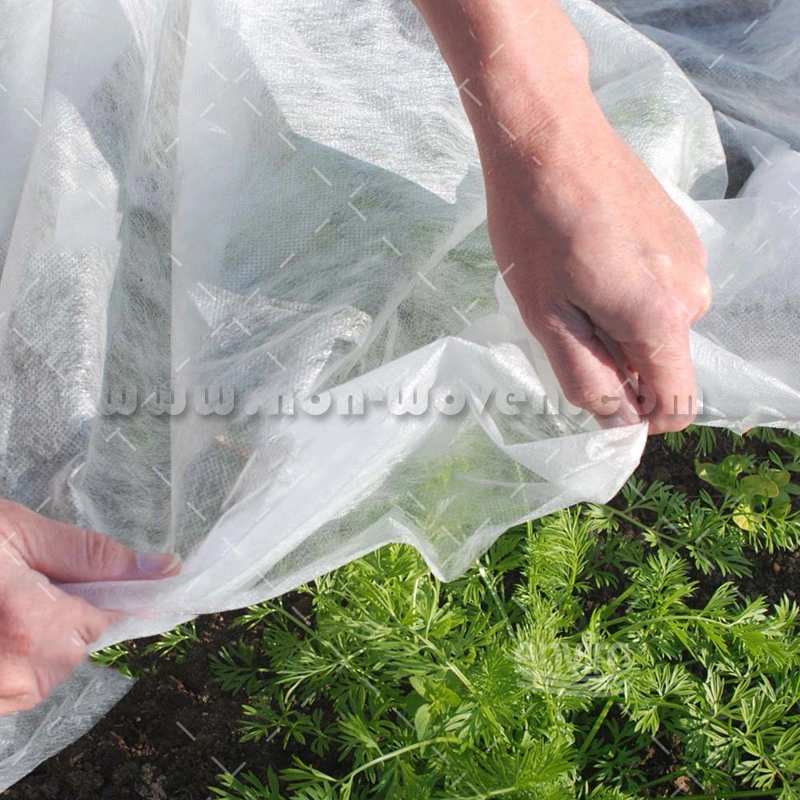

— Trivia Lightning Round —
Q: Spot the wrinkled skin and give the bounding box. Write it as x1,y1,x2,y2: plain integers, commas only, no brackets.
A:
480,100,711,433
0,500,180,714
412,0,712,434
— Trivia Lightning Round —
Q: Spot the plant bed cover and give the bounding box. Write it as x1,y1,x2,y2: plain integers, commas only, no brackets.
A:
2,0,800,790
3,427,799,799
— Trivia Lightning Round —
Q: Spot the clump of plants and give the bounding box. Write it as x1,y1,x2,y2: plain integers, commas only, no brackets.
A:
186,428,800,799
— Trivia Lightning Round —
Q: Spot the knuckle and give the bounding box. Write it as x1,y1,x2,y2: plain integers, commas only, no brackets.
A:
73,612,107,649
66,637,89,667
63,594,112,643
641,250,675,277
562,383,602,409
1,670,43,709
526,308,567,339
690,275,713,317
81,529,118,573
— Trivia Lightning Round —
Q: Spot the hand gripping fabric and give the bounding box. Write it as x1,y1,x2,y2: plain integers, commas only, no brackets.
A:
1,0,799,788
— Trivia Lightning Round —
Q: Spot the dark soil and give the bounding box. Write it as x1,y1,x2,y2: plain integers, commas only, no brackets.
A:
2,608,285,800
637,433,800,609
3,433,798,799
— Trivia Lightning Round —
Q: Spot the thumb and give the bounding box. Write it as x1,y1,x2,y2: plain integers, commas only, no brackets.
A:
5,502,181,583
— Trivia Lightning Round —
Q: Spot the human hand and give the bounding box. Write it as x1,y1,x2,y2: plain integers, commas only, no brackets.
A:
0,499,181,714
411,0,711,434
479,98,711,434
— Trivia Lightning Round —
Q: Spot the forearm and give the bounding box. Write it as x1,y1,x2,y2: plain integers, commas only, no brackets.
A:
411,0,598,158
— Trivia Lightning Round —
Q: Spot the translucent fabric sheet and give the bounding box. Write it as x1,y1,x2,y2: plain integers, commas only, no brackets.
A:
1,0,799,788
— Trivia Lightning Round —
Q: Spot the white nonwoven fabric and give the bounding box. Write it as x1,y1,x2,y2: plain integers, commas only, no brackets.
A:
1,0,799,788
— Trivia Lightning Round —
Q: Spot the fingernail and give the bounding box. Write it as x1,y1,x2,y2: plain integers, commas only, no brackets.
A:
136,551,181,575
604,414,630,428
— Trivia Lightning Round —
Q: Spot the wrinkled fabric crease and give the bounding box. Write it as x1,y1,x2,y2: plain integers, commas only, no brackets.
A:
0,0,799,787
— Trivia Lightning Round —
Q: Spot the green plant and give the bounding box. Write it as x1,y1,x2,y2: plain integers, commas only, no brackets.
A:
89,641,142,679
91,618,198,674
663,425,782,459
696,453,800,549
140,619,198,663
664,425,719,457
203,433,800,800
